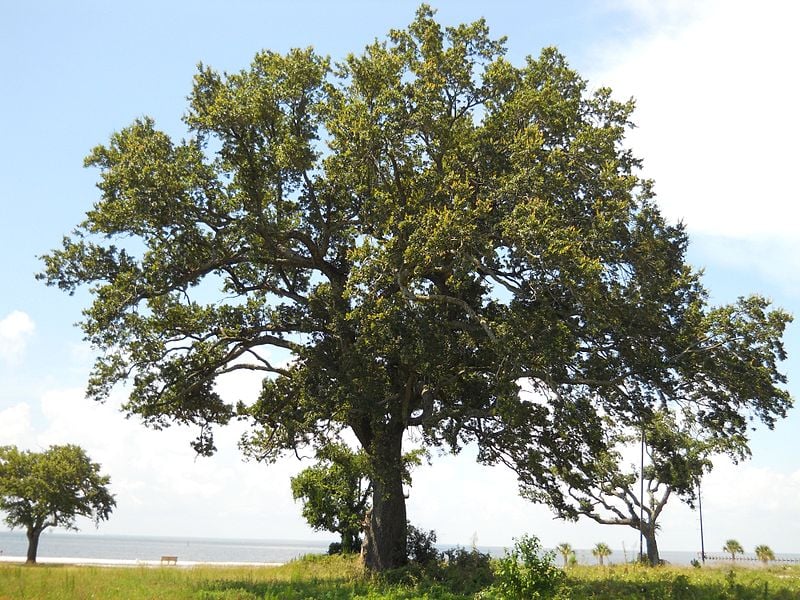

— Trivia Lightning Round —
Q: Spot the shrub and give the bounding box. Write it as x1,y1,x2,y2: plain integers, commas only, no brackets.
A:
382,527,494,596
439,547,494,594
328,540,361,555
407,523,440,566
379,523,442,588
481,534,565,599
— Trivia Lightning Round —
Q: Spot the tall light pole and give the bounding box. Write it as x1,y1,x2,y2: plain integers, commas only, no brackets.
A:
698,479,706,564
639,425,645,563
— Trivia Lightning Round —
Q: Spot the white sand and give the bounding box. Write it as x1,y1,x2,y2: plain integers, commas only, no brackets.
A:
0,555,282,568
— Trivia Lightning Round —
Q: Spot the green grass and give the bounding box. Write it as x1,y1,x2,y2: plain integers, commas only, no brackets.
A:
563,563,800,600
0,554,466,600
2,554,800,599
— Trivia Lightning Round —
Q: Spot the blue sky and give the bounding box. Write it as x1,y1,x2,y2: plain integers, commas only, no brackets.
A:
1,0,799,554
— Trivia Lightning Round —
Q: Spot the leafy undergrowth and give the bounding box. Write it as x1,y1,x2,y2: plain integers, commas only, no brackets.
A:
2,553,800,599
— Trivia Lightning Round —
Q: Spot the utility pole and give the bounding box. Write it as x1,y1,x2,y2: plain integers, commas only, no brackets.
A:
698,479,706,564
639,425,645,563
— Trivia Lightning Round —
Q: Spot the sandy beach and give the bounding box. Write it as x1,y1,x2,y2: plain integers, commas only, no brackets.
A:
0,555,282,568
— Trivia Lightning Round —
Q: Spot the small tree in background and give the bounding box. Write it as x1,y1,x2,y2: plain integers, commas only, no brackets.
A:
290,444,422,554
592,542,612,566
290,444,370,553
517,295,792,568
755,544,775,565
556,542,573,568
0,445,115,563
406,522,440,566
723,539,744,561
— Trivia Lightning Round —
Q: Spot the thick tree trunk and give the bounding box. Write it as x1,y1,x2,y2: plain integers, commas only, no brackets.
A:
644,527,660,566
26,527,43,564
361,429,407,571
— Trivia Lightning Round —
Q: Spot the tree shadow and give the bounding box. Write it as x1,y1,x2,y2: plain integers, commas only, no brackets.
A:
196,578,361,599
195,576,469,599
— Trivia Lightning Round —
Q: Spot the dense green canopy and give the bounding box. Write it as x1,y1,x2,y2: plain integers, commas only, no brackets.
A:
290,444,373,554
0,445,115,563
290,444,421,554
39,6,791,569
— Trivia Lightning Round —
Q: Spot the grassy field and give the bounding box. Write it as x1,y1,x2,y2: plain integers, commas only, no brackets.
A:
1,554,800,599
563,563,800,599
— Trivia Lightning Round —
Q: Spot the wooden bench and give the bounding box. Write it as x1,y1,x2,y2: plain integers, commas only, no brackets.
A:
160,555,178,565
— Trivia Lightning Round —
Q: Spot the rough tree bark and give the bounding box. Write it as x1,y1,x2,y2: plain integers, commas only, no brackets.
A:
26,527,43,564
643,526,661,566
361,428,407,570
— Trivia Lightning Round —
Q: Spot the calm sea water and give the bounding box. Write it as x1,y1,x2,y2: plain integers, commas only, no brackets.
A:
0,531,330,563
2,531,793,566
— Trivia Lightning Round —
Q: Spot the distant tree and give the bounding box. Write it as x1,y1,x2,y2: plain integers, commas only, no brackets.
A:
0,445,115,563
517,296,792,567
592,542,612,566
290,444,371,554
556,542,573,568
290,444,421,554
523,409,717,566
723,539,744,561
755,544,775,565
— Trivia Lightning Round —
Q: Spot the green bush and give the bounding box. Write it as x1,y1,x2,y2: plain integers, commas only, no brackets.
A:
480,534,565,599
439,547,495,594
406,523,440,566
381,527,493,596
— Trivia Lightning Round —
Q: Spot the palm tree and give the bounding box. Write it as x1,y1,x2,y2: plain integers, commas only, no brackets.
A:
556,543,573,568
592,542,612,566
723,539,744,561
755,545,775,565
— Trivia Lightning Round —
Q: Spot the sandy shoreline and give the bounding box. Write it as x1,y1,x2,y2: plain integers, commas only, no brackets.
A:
0,555,283,568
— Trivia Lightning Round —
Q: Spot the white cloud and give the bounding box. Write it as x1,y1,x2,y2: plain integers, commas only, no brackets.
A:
608,0,712,33
0,311,35,365
654,458,800,554
594,0,800,242
0,402,33,446
20,385,321,540
704,458,800,514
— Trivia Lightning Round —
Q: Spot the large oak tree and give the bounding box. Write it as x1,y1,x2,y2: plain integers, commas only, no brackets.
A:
39,7,790,569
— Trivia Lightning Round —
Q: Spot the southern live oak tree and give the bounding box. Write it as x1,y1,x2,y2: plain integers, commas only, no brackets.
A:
515,296,791,566
521,408,721,565
39,7,791,570
0,445,115,563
